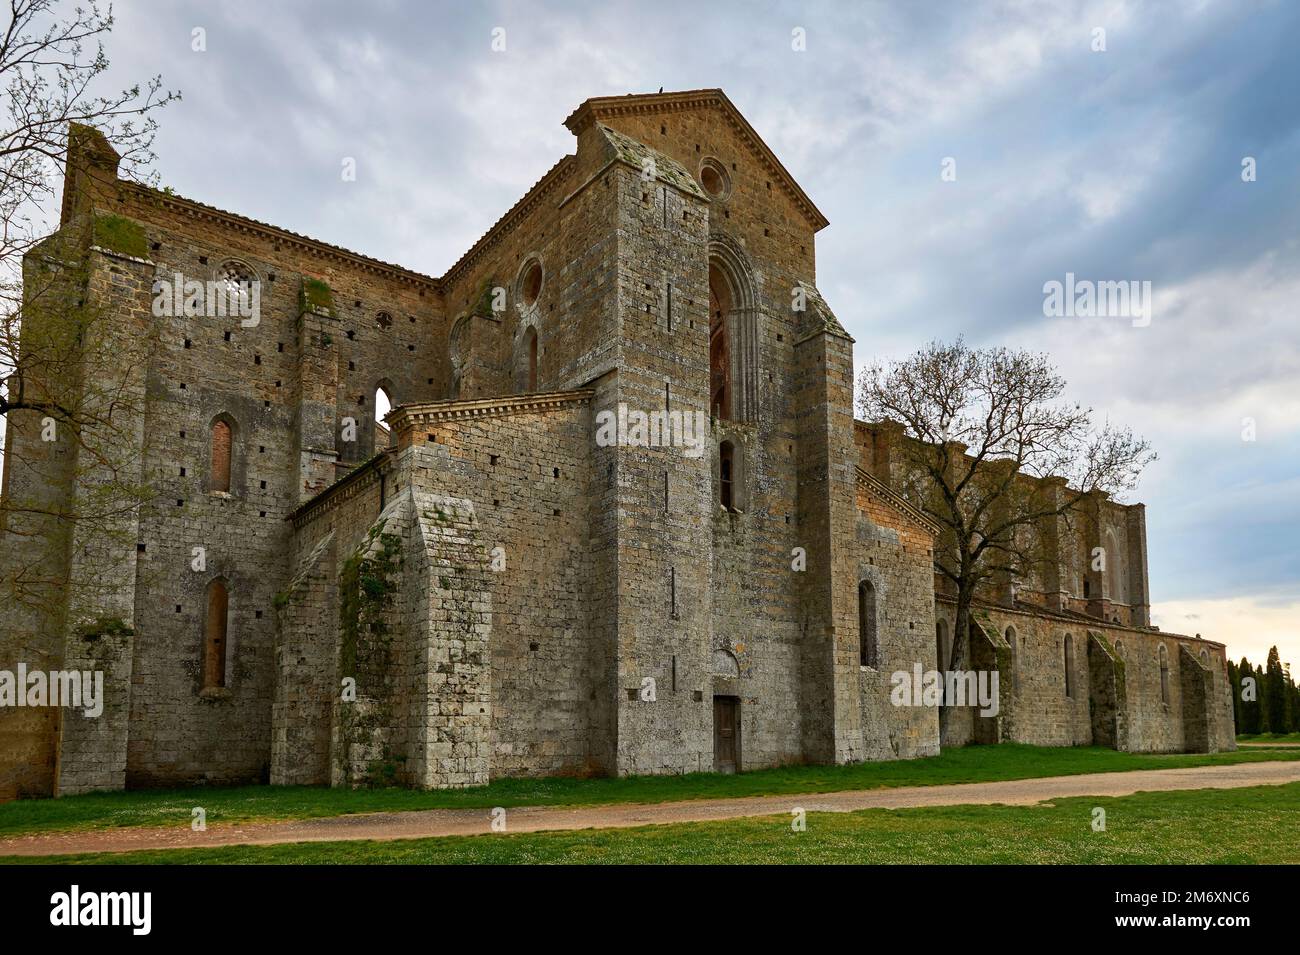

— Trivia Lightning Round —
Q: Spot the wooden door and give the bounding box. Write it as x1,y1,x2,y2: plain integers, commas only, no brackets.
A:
713,696,739,773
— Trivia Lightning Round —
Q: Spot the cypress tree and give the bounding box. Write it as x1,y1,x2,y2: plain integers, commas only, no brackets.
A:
1238,656,1260,735
1227,659,1241,733
1265,650,1286,735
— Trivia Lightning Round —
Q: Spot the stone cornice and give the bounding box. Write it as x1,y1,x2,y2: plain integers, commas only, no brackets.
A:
854,466,942,537
564,89,830,232
121,183,442,292
391,389,595,434
936,593,1227,651
287,451,393,528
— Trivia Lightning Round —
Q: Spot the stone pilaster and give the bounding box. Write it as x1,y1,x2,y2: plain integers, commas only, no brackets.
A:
294,280,340,500
793,317,857,764
56,244,156,795
1127,503,1151,627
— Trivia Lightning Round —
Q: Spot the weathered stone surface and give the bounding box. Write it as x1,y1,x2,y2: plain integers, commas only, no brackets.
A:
0,90,1232,797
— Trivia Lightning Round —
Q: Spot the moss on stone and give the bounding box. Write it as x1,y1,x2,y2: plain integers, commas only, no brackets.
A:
338,522,403,679
91,215,149,259
73,615,135,642
299,277,334,316
470,277,499,319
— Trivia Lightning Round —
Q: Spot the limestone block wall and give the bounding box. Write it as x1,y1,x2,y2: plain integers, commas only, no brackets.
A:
46,244,155,796
937,601,1234,753
273,456,387,785
606,152,715,777
6,126,457,792
709,491,806,771
270,529,336,785
397,399,597,778
277,392,599,787
853,482,941,760
0,240,99,798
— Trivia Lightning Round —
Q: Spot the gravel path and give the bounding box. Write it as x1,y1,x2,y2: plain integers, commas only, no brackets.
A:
3,760,1298,858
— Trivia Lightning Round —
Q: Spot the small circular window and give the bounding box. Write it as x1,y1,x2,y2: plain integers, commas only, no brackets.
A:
519,259,543,308
219,260,255,296
699,158,731,200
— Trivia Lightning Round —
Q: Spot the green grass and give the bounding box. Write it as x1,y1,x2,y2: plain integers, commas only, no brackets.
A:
2,744,1297,839
1237,732,1300,743
10,782,1299,865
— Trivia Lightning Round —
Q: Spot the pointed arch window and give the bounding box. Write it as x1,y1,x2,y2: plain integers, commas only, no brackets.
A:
1064,633,1075,698
859,580,879,668
203,578,229,690
709,263,732,420
525,326,538,392
210,417,234,493
720,440,735,511
374,384,394,451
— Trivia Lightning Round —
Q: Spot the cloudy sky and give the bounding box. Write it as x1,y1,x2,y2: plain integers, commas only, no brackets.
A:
49,0,1300,663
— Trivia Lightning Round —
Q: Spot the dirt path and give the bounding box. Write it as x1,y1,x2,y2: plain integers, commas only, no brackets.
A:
1236,741,1300,748
3,760,1298,858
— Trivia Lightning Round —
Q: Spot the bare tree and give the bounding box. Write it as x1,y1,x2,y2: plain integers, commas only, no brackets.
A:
857,338,1155,725
0,0,177,615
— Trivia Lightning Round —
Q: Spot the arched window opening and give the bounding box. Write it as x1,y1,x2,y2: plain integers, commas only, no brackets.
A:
374,385,394,451
859,580,878,668
719,441,735,511
210,418,233,493
525,326,538,392
708,263,732,420
203,578,229,690
520,259,543,308
1199,648,1209,666
1063,633,1075,699
1159,644,1170,703
935,619,949,673
448,315,470,400
1114,639,1124,659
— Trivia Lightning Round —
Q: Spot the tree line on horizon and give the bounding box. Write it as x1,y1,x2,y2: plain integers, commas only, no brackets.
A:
1229,647,1300,735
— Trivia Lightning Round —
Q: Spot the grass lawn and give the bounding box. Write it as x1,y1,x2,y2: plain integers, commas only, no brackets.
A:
9,782,1298,865
1,744,1297,839
1237,733,1300,743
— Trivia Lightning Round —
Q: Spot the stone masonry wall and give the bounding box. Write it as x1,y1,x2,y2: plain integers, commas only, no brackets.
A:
853,483,941,760
937,601,1234,753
